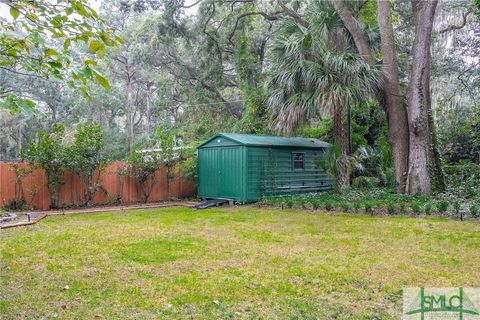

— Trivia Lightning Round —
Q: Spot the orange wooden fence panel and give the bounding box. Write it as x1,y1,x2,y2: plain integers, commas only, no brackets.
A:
0,162,197,210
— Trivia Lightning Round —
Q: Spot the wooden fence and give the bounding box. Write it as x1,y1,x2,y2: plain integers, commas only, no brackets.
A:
0,162,196,210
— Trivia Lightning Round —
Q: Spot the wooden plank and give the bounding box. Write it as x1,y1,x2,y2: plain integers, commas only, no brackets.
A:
0,162,197,210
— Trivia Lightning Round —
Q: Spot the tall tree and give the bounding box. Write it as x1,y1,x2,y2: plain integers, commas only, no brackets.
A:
377,0,410,193
266,15,380,191
330,0,443,195
405,0,439,194
330,0,410,193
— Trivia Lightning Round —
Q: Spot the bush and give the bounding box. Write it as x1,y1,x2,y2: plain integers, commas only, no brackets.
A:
23,125,66,209
353,202,361,213
324,202,333,211
311,199,320,210
410,202,422,215
387,202,396,215
340,202,350,212
65,122,106,205
470,204,479,218
3,199,28,211
437,200,449,214
453,201,462,220
424,203,433,216
178,146,198,182
365,203,374,215
443,162,480,199
352,176,380,189
296,197,307,209
399,203,407,215
286,198,294,209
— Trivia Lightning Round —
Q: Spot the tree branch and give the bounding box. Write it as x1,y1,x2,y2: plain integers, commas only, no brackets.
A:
227,11,282,46
439,9,473,34
329,0,375,65
276,0,309,28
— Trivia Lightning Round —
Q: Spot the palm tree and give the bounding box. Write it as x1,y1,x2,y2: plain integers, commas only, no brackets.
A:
266,6,380,191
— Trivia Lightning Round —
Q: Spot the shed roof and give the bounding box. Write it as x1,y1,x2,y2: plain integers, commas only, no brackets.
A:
198,133,331,149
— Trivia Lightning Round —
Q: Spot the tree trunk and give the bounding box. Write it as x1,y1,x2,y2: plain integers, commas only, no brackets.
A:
424,50,446,192
334,102,349,192
405,0,438,195
145,82,153,137
126,66,134,152
331,0,410,194
16,124,22,159
377,0,410,193
330,0,375,65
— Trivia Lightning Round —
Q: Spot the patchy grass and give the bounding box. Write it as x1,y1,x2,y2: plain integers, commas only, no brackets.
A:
1,207,480,319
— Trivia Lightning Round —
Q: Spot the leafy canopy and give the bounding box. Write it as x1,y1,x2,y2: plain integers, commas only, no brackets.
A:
0,0,122,113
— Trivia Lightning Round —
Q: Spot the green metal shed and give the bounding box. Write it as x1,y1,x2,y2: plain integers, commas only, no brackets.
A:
197,133,333,202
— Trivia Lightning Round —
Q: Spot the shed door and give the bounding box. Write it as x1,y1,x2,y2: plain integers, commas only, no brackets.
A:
199,146,243,199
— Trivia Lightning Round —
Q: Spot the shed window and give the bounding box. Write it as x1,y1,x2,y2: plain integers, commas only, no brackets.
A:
292,153,304,170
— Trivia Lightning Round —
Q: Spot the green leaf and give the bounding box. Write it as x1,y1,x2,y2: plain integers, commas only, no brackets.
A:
63,39,71,49
115,35,126,45
26,12,39,21
83,66,92,78
48,61,63,69
96,46,106,58
75,3,90,18
44,49,59,56
0,61,15,67
89,40,104,54
10,7,20,19
84,59,97,66
91,68,110,91
17,98,36,113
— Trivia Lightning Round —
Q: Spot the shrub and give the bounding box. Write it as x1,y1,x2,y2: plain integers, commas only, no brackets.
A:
178,146,198,182
437,200,449,214
470,204,479,218
64,122,105,205
311,199,320,210
399,203,407,215
387,202,396,215
324,202,333,211
410,202,422,216
453,201,462,220
127,148,163,203
286,198,294,209
23,125,66,209
352,176,380,189
3,199,28,211
353,202,361,213
424,203,433,216
443,162,480,199
340,202,350,212
365,203,374,215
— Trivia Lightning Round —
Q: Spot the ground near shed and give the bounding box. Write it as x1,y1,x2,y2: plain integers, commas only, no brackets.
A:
1,207,479,319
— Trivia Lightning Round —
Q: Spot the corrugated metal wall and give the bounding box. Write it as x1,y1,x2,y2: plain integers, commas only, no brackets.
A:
0,162,196,210
198,146,244,199
246,147,333,201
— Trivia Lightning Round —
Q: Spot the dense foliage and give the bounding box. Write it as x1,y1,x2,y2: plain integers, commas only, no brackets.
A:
0,0,121,113
65,122,106,204
1,0,479,200
22,125,66,208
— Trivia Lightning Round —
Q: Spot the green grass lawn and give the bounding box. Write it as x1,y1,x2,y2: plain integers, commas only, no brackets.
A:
1,207,480,319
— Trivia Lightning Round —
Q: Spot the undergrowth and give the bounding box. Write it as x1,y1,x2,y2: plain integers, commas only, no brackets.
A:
260,188,480,221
